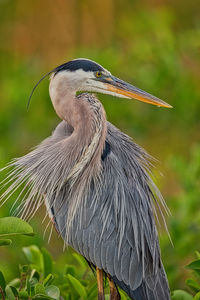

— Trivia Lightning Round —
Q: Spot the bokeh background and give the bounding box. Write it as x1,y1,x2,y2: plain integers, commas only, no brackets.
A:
0,0,200,295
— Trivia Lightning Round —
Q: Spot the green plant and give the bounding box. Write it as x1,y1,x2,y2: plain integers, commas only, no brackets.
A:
0,217,34,247
0,244,59,300
160,145,200,289
0,245,129,300
172,251,200,300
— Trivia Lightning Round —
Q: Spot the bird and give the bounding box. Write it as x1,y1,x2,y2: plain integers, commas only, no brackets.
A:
0,58,172,299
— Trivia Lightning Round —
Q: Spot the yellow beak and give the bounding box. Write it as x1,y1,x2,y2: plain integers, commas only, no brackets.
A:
104,76,172,108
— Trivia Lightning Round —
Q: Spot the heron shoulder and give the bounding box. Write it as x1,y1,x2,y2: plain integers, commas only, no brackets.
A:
52,120,74,138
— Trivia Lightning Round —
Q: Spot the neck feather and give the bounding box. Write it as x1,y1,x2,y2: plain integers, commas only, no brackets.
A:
50,79,107,179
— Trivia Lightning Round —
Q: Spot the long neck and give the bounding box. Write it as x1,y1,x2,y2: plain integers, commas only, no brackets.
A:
49,79,107,178
48,86,107,241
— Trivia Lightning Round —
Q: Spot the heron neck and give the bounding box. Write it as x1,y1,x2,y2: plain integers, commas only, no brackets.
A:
51,90,107,166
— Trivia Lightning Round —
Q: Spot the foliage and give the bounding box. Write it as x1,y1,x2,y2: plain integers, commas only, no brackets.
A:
1,241,200,299
0,217,34,247
171,252,200,300
1,241,200,300
160,145,200,289
0,243,129,300
0,244,60,300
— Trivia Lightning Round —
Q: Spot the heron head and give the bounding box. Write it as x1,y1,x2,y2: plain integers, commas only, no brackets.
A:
49,58,172,108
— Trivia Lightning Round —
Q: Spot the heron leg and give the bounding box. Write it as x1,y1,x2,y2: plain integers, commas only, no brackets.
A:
108,274,121,300
96,267,105,300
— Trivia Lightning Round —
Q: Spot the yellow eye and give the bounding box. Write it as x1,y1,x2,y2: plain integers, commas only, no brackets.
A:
95,71,102,78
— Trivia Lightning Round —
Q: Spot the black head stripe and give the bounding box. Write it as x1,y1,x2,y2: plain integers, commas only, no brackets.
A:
54,59,104,75
27,59,104,109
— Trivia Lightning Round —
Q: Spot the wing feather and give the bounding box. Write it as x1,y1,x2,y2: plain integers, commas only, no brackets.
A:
17,120,169,299
120,245,131,285
105,243,115,276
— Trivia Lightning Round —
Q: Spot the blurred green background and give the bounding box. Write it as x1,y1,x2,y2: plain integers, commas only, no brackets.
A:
0,0,200,295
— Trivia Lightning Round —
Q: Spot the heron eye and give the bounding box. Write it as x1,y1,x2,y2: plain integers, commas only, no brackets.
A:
95,71,102,78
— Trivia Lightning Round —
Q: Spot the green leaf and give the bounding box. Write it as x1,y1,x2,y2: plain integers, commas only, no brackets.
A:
26,276,31,295
0,271,6,291
43,274,54,287
18,291,29,299
67,274,87,300
23,245,44,272
72,253,88,268
0,217,34,237
5,286,15,300
0,239,12,246
41,248,53,277
64,264,76,277
195,251,200,260
33,296,52,300
186,278,200,293
9,286,18,297
45,285,60,300
171,289,193,300
34,283,46,296
119,289,129,300
30,269,40,282
19,264,29,274
7,278,20,288
194,291,200,300
29,277,39,287
88,282,98,300
186,259,200,270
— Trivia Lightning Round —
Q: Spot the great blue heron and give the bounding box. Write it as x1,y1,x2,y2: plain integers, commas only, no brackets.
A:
1,58,172,299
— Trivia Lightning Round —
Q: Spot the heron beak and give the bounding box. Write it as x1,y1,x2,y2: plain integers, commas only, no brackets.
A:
104,76,172,108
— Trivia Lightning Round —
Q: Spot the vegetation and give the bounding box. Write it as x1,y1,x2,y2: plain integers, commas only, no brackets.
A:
0,218,200,299
0,0,200,299
0,218,129,299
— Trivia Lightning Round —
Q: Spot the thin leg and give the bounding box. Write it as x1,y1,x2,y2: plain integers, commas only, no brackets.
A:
108,274,121,300
96,267,105,300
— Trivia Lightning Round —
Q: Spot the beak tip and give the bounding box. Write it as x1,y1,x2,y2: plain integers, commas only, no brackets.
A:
161,105,173,109
157,102,173,109
166,104,173,109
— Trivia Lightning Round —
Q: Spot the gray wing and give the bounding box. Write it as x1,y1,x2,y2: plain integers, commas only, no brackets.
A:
3,118,169,299
50,121,170,300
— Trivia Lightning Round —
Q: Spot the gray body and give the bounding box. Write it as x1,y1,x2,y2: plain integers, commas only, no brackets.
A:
1,59,171,299
50,118,170,300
